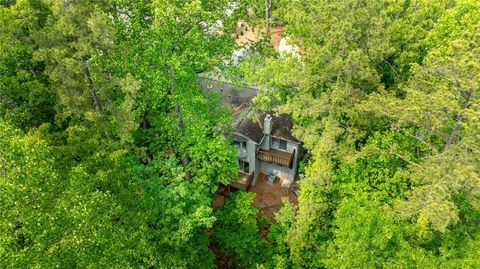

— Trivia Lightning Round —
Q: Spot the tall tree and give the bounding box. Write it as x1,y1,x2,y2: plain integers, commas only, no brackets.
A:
0,0,54,130
364,1,480,233
241,0,395,266
1,0,239,267
240,0,480,267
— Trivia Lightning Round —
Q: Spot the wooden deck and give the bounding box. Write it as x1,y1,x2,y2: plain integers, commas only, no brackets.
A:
230,171,254,190
256,148,295,168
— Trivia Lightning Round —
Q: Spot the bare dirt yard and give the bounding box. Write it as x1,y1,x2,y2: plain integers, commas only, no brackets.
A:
249,173,298,220
213,173,298,220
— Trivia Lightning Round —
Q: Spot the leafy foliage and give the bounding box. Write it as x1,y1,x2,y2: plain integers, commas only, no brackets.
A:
214,191,271,268
241,0,480,268
2,0,479,268
1,0,238,268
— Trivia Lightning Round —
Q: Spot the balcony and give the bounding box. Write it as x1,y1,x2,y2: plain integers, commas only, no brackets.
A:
256,148,295,168
230,171,254,190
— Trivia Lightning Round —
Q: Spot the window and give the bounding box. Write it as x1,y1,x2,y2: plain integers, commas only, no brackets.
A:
233,141,247,155
239,159,250,174
271,138,287,151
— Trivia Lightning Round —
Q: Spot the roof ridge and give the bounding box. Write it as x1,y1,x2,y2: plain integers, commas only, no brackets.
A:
234,103,253,129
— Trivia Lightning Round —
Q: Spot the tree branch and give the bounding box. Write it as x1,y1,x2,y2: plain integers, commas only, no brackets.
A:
444,88,473,150
80,56,103,116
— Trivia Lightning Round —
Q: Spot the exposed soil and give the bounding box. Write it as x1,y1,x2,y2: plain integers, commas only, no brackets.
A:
270,25,285,51
213,185,228,209
236,23,285,53
209,237,234,269
249,173,298,220
213,174,298,220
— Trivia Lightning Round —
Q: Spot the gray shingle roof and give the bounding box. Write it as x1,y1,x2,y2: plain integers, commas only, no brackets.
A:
199,77,299,144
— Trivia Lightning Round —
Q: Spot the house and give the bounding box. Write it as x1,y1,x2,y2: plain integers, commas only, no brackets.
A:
199,76,302,190
199,19,302,191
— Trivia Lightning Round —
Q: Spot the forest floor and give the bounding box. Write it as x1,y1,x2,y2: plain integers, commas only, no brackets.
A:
209,238,234,269
249,173,298,220
236,24,285,53
213,186,228,209
213,174,298,219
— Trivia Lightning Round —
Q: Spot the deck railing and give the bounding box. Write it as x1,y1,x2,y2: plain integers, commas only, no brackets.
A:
230,171,254,190
256,148,295,168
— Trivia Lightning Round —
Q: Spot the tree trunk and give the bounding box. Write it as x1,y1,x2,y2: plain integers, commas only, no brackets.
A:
165,65,192,181
444,114,463,151
265,0,272,37
444,89,473,151
80,57,103,116
175,104,192,181
29,66,37,77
